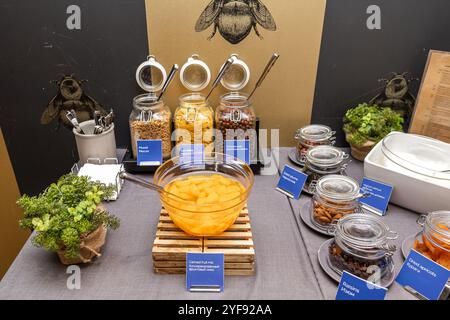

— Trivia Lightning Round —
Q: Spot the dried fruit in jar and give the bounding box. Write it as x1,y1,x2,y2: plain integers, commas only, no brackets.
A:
413,223,450,270
329,241,389,280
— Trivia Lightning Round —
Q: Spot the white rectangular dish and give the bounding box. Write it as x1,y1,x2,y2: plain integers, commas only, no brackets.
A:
364,132,450,214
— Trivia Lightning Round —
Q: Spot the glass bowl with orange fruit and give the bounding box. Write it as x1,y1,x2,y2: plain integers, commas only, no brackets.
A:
153,153,254,236
144,153,255,236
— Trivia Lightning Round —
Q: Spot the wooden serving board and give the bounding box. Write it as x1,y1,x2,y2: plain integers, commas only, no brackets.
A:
152,207,255,276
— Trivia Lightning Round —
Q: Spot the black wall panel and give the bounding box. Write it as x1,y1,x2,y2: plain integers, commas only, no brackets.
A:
0,0,148,194
312,0,450,145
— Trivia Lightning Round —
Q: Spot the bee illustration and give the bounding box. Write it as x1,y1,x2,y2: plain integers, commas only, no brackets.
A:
195,0,277,45
370,72,417,117
41,74,106,130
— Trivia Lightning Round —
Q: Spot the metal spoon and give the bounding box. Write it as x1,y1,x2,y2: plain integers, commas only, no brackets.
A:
248,53,280,100
66,110,84,134
157,64,179,102
119,171,188,201
205,57,234,100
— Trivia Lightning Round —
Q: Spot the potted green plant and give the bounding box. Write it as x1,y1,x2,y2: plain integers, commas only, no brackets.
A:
343,103,404,161
17,174,120,265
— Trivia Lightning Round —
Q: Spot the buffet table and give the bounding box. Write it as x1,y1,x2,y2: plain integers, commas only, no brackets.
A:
0,148,419,300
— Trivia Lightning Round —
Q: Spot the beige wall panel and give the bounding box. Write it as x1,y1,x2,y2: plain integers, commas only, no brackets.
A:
146,0,326,146
0,128,29,279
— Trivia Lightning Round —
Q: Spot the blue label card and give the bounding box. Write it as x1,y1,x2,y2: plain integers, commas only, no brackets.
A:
136,140,163,166
359,178,393,216
396,249,450,300
276,165,308,200
186,253,224,293
179,144,205,165
224,140,250,164
336,271,388,300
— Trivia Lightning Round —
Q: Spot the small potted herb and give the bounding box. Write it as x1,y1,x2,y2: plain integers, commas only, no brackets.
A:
17,174,120,265
343,103,404,161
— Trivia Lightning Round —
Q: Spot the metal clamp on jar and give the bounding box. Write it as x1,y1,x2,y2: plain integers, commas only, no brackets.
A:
311,175,362,230
295,125,336,164
130,56,173,160
174,55,214,153
327,214,398,284
303,146,349,194
215,54,257,160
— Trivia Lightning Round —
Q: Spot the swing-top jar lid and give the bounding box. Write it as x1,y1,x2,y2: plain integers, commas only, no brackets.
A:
335,214,397,250
135,55,167,93
295,124,335,142
180,54,211,92
315,175,360,201
220,54,251,91
306,146,348,168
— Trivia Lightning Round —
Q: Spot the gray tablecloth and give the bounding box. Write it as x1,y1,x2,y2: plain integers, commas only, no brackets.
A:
0,148,420,300
273,148,419,300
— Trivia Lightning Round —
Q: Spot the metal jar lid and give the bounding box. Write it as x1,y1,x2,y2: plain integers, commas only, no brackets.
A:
295,124,335,142
179,54,211,92
135,55,167,93
306,146,348,168
315,175,360,202
220,54,250,91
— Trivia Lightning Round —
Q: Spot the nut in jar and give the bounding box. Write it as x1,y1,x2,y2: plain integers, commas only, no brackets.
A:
311,175,362,230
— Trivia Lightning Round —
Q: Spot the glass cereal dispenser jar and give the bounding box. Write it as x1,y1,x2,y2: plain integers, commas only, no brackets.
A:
215,55,257,159
174,55,214,154
130,56,172,160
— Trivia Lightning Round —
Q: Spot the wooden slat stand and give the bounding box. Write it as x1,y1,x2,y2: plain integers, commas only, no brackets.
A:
152,207,255,276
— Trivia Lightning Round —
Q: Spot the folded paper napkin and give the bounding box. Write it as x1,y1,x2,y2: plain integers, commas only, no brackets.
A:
77,164,122,200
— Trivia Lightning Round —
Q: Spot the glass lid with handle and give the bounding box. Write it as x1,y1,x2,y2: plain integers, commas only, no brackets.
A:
219,54,250,92
179,54,211,92
135,55,167,93
381,132,450,180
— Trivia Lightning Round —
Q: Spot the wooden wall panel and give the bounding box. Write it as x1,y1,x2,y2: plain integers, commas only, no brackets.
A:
0,128,29,279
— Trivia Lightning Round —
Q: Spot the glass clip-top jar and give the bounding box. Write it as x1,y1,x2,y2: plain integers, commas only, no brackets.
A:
174,55,214,154
130,56,172,160
303,145,349,193
414,211,450,271
215,55,257,161
311,175,362,230
295,124,336,163
328,214,398,282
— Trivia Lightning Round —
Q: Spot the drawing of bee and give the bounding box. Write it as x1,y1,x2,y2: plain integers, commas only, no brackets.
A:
41,74,106,130
195,0,277,45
